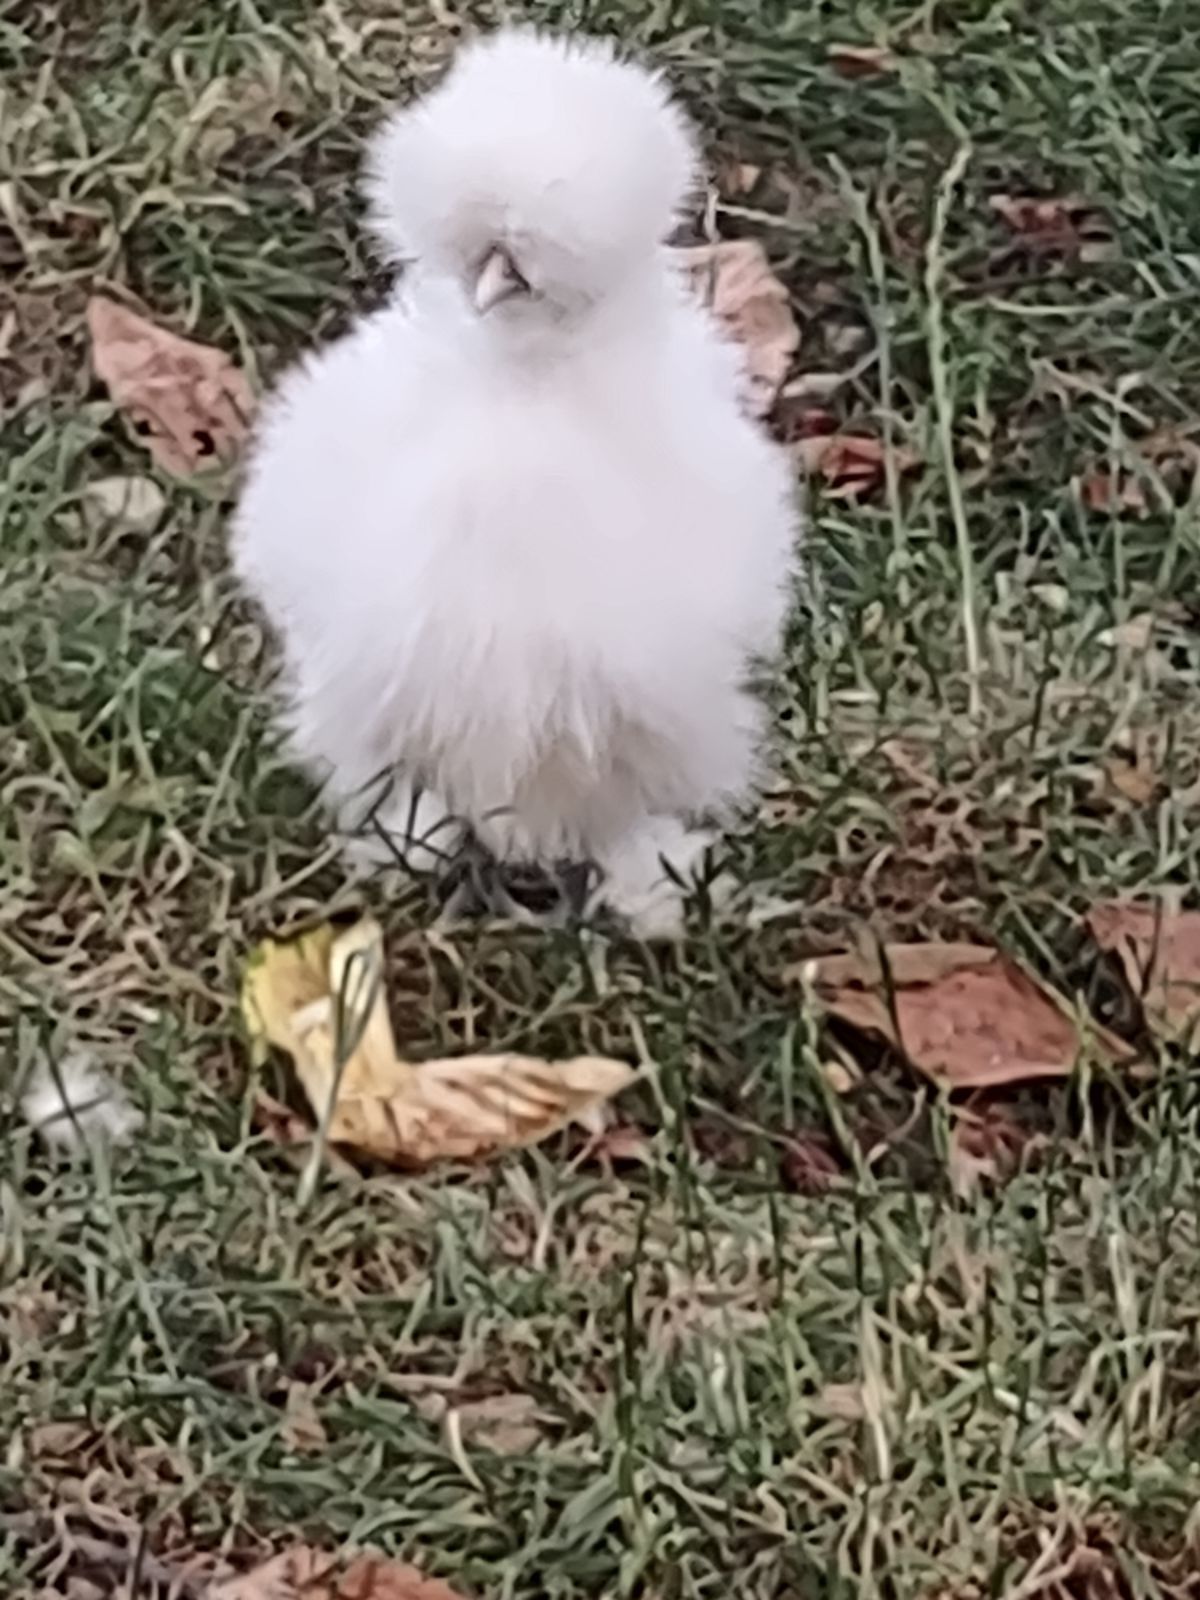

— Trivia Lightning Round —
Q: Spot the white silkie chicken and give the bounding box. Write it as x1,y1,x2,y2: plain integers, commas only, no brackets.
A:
234,28,799,937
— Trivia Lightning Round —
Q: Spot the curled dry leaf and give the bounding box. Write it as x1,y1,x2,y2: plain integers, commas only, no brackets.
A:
794,431,921,501
1086,899,1200,1047
241,918,636,1166
87,295,254,474
208,1547,468,1600
787,942,1132,1089
676,239,799,416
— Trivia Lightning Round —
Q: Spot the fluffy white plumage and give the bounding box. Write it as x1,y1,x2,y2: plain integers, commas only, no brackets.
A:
234,29,800,935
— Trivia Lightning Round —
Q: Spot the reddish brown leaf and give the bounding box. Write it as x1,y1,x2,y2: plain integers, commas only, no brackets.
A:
1141,424,1200,475
210,1547,469,1600
788,943,1132,1089
776,402,839,442
580,1119,655,1167
829,43,898,78
1102,734,1160,807
989,194,1117,264
690,1116,756,1169
1080,429,1200,516
676,239,800,416
87,295,254,475
1080,470,1149,516
794,432,921,500
1086,900,1200,1046
780,1133,841,1194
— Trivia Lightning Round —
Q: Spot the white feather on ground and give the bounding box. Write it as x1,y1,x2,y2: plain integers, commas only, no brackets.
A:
21,1053,144,1152
234,28,801,938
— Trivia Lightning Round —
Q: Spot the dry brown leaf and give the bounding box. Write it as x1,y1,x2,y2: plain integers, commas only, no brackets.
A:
1102,733,1160,807
829,43,898,77
794,431,921,500
29,1421,93,1460
780,1132,841,1194
87,295,254,474
948,1105,1033,1197
1079,469,1149,516
787,942,1131,1088
209,1547,468,1600
776,401,839,443
280,1386,327,1455
1142,424,1200,478
452,1392,545,1455
1086,899,1200,1047
1079,428,1200,516
989,194,1118,265
690,1115,756,1169
580,1119,656,1166
676,239,799,416
191,60,302,166
241,919,636,1166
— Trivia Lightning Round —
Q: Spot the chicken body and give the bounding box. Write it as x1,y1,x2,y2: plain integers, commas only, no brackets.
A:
234,30,800,933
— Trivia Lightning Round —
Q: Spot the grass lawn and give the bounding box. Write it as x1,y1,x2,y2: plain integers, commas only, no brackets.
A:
4,0,1200,1594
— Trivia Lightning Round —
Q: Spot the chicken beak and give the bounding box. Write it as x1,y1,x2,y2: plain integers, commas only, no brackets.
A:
473,246,527,314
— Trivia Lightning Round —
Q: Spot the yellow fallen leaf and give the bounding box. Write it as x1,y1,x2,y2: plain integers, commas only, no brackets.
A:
241,919,636,1166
